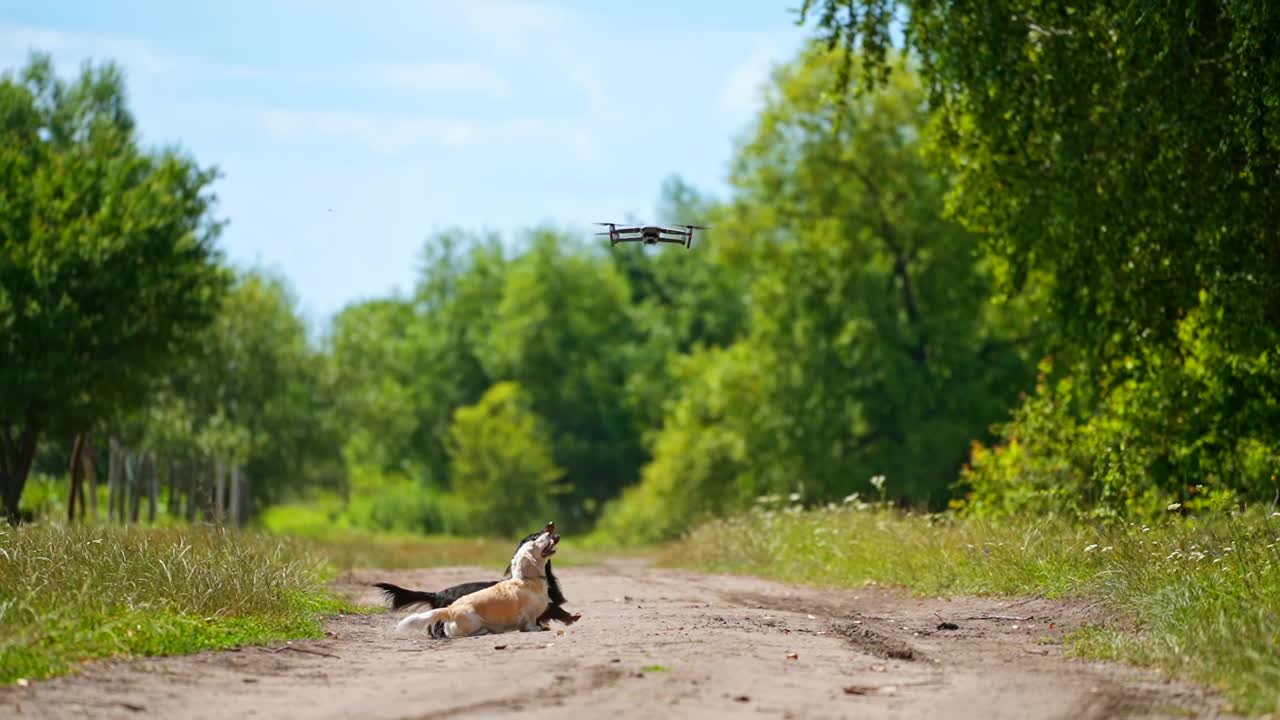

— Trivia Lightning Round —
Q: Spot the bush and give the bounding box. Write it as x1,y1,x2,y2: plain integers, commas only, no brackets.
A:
592,343,787,546
959,309,1280,521
446,381,566,536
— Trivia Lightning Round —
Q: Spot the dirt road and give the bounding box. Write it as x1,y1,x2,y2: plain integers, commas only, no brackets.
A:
3,559,1232,719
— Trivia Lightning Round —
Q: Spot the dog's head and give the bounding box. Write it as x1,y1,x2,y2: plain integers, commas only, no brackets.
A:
509,521,560,580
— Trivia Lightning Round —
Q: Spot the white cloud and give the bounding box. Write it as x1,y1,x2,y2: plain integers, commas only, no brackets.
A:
450,0,575,57
257,108,479,152
717,34,784,115
566,65,607,114
364,61,510,99
0,24,178,77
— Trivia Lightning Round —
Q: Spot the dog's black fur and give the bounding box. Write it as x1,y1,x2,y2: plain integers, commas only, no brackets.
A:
373,527,580,628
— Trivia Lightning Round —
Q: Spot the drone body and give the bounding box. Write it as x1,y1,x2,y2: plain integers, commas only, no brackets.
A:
594,222,709,249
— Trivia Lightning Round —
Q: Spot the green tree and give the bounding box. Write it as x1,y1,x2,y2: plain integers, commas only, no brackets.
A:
477,228,644,523
612,176,751,435
446,381,565,536
594,342,775,545
797,0,1279,360
324,230,506,498
796,0,1280,511
597,46,1039,541
730,45,1038,506
326,297,422,480
409,231,507,485
0,53,229,521
169,269,338,507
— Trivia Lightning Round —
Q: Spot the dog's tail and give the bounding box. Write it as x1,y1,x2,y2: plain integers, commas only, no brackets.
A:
373,582,444,610
396,606,451,635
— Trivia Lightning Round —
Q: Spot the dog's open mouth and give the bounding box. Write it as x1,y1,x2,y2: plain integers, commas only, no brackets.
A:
542,533,560,557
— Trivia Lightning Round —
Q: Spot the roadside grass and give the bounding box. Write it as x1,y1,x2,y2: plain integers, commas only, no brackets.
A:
0,523,355,686
658,503,1280,717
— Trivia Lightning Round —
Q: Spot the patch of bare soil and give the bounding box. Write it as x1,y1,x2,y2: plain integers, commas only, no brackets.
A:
1,559,1234,719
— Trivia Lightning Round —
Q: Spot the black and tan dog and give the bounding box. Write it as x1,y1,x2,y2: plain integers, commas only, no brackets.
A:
395,527,560,638
372,522,581,630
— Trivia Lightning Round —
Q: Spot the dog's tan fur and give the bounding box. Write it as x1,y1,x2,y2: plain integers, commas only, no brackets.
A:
396,532,557,638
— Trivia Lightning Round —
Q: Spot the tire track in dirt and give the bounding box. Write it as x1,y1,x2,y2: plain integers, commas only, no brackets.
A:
0,560,1234,719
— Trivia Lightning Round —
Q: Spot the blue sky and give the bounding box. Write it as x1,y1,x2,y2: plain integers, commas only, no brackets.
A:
0,1,812,328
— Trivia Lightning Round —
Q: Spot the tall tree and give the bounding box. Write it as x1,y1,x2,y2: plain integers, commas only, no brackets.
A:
729,45,1039,506
802,0,1280,357
477,228,644,523
597,46,1040,541
166,269,337,507
795,1,1280,508
0,53,229,521
612,176,750,435
446,381,565,536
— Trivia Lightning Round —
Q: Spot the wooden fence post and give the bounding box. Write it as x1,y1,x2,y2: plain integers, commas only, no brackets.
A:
185,459,198,523
240,471,251,526
146,451,158,523
108,438,122,520
213,456,225,525
67,433,85,523
126,449,141,524
228,465,240,527
166,459,178,517
202,459,215,522
83,434,99,523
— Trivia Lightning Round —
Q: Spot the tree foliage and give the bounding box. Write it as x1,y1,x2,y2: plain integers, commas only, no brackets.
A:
476,229,647,522
0,53,229,521
162,269,338,505
446,381,565,536
597,45,1040,541
796,0,1280,517
12,2,1277,533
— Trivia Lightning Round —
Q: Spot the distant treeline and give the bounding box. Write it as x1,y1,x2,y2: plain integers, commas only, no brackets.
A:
4,0,1277,538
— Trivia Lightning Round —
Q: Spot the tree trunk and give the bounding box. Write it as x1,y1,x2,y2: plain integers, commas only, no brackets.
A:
228,465,240,527
185,459,198,522
83,434,99,523
242,472,251,525
240,472,252,525
213,457,225,524
166,459,178,517
203,460,215,522
146,452,158,523
108,436,121,523
67,433,86,523
0,411,41,525
126,449,140,524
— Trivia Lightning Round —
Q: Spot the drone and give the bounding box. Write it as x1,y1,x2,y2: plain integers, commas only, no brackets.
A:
594,222,709,249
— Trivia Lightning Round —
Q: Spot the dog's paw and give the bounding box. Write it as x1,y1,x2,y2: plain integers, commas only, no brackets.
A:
563,613,582,625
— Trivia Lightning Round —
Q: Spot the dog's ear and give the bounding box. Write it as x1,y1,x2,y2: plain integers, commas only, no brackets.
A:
503,534,540,577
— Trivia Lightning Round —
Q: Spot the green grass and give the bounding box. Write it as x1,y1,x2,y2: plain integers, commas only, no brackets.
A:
0,523,355,685
658,503,1280,717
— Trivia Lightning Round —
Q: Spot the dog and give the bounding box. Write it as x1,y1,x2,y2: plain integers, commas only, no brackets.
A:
395,528,560,638
372,522,580,628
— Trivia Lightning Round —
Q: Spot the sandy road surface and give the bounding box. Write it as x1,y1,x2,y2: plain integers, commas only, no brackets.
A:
3,559,1231,719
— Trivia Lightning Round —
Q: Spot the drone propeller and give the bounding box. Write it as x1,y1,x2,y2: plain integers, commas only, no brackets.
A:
681,224,710,230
